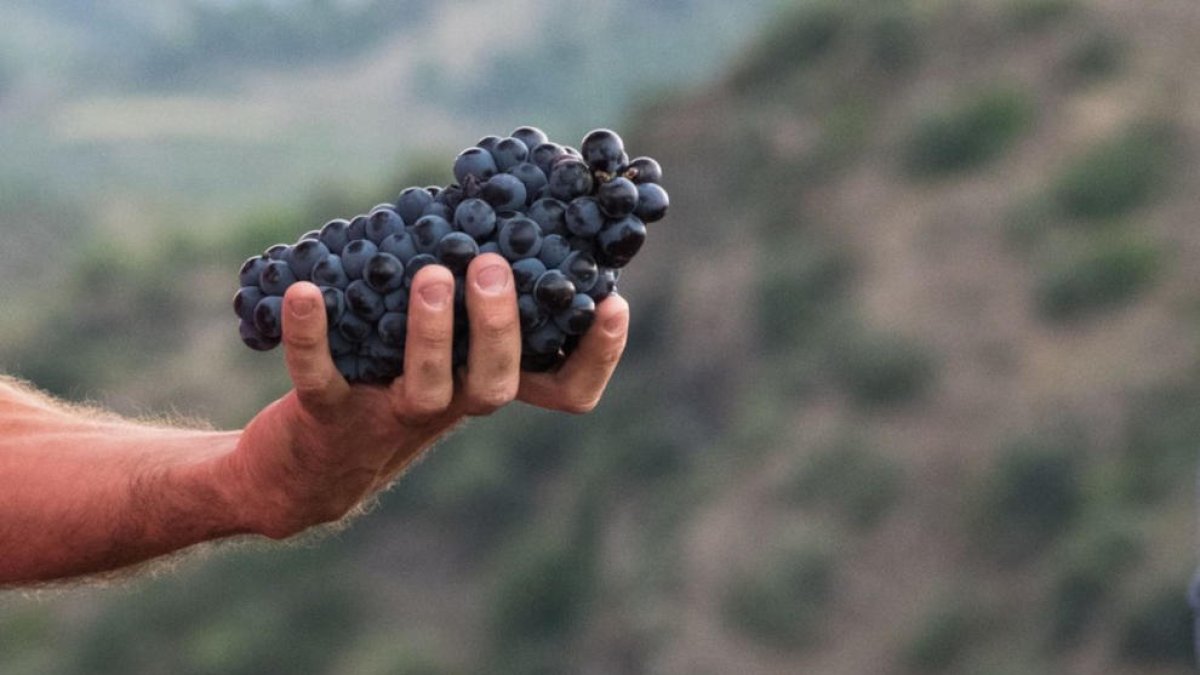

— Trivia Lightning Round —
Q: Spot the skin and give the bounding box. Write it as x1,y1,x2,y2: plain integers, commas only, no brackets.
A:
0,254,629,585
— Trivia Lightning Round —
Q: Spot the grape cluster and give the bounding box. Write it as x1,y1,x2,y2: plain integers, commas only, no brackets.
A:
233,126,668,383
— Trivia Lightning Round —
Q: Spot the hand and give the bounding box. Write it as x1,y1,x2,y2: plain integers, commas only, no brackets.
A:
224,253,630,538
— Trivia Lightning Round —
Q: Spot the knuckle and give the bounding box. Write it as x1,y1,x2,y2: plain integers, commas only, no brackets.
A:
562,394,599,415
470,382,517,411
411,322,453,347
596,346,624,369
476,312,518,342
405,388,452,417
285,330,323,350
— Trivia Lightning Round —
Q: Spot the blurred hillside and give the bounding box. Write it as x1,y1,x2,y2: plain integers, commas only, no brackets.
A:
3,0,1200,674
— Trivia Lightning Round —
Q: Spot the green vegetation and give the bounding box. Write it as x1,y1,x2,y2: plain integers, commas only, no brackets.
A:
722,540,835,648
1005,0,1078,32
868,8,922,73
757,243,853,354
1034,233,1162,320
902,87,1035,177
903,598,981,672
1118,584,1194,665
731,2,844,90
783,435,903,529
1062,31,1126,85
832,330,937,407
1047,520,1143,647
1052,124,1176,221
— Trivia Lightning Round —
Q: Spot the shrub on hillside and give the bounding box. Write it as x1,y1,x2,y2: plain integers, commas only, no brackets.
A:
1061,31,1126,86
902,87,1034,177
783,436,903,529
831,330,937,407
731,2,844,90
1005,0,1077,31
903,599,981,672
1047,520,1143,648
1117,584,1193,666
1051,124,1175,221
1034,233,1162,320
721,541,834,648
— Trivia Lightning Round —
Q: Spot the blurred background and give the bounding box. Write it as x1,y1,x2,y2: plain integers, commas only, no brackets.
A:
1,0,1198,672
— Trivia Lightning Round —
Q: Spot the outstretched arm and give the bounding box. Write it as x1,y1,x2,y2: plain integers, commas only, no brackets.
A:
0,253,629,585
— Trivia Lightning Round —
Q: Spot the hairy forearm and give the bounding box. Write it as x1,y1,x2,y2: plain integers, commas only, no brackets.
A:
0,381,249,585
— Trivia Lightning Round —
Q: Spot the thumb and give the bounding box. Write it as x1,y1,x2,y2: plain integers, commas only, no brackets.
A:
282,282,350,413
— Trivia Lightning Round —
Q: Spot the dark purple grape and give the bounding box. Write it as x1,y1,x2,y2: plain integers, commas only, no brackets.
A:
338,312,373,343
524,320,567,355
409,215,453,254
476,135,502,152
597,177,639,218
347,215,369,241
234,286,266,322
366,208,404,245
363,335,404,375
435,184,465,210
498,216,544,261
364,253,405,294
311,255,350,288
491,137,529,172
346,280,385,322
530,142,566,175
425,186,442,198
288,239,330,281
625,156,662,184
508,162,548,205
597,215,647,268
384,287,409,313
301,230,321,241
396,187,433,225
253,296,284,339
568,236,596,255
380,231,419,263
435,232,479,276
533,269,575,312
328,329,356,357
265,244,291,261
319,219,351,254
479,241,501,255
481,173,527,211
452,332,470,368
553,292,596,335
239,256,269,287
322,286,346,325
537,234,571,268
565,197,605,237
511,126,549,153
260,260,297,296
403,253,439,287
341,239,379,280
454,198,497,241
527,198,568,236
521,351,565,373
423,202,454,221
581,128,626,174
378,312,408,348
334,354,358,381
563,145,582,158
518,293,545,331
548,159,594,201
634,183,669,223
589,268,619,302
240,319,279,351
511,258,547,294
453,147,498,185
559,251,599,293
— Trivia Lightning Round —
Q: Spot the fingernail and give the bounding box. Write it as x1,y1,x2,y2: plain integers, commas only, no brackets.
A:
291,297,316,318
420,283,452,309
604,314,627,335
476,264,509,294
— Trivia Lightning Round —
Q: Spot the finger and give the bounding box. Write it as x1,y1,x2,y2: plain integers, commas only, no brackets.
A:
394,264,456,421
519,293,629,414
463,254,521,415
282,282,350,414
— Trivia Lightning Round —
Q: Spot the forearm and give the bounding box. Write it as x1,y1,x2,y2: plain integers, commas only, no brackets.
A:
0,390,249,584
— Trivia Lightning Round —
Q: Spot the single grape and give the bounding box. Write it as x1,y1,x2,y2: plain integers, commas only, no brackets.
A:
239,256,269,287
322,286,346,325
530,142,566,175
409,215,453,254
288,239,331,281
425,185,442,198
319,219,351,254
481,173,527,212
533,269,575,312
527,198,568,236
566,197,605,237
337,312,373,343
436,231,479,276
253,296,285,339
562,145,582,158
498,216,544,261
508,162,548,205
454,198,497,241
537,234,571,268
396,187,434,225
596,176,639,218
476,135,502,152
511,126,549,153
334,354,359,381
568,236,596,255
364,252,405,294
423,202,454,221
265,244,291,261
260,260,297,295
384,287,409,313
341,239,379,280
548,159,594,201
581,128,626,174
366,208,405,245
511,258,547,294
491,137,529,172
346,280,386,322
363,334,404,373
559,251,599,293
453,147,498,185
435,183,465,211
347,214,370,241
588,267,619,302
378,312,408,348
239,319,279,351
524,320,567,355
634,183,669,223
596,215,647,268
311,254,350,288
328,329,356,357
479,241,501,255
380,231,419,263
625,156,663,184
233,286,266,323
553,292,596,335
403,253,439,287
518,293,545,331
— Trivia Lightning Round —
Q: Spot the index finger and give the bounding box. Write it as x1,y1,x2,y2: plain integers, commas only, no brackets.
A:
282,282,351,415
518,294,629,414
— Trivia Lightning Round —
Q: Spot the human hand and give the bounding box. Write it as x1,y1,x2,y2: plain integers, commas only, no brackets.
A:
224,253,629,538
